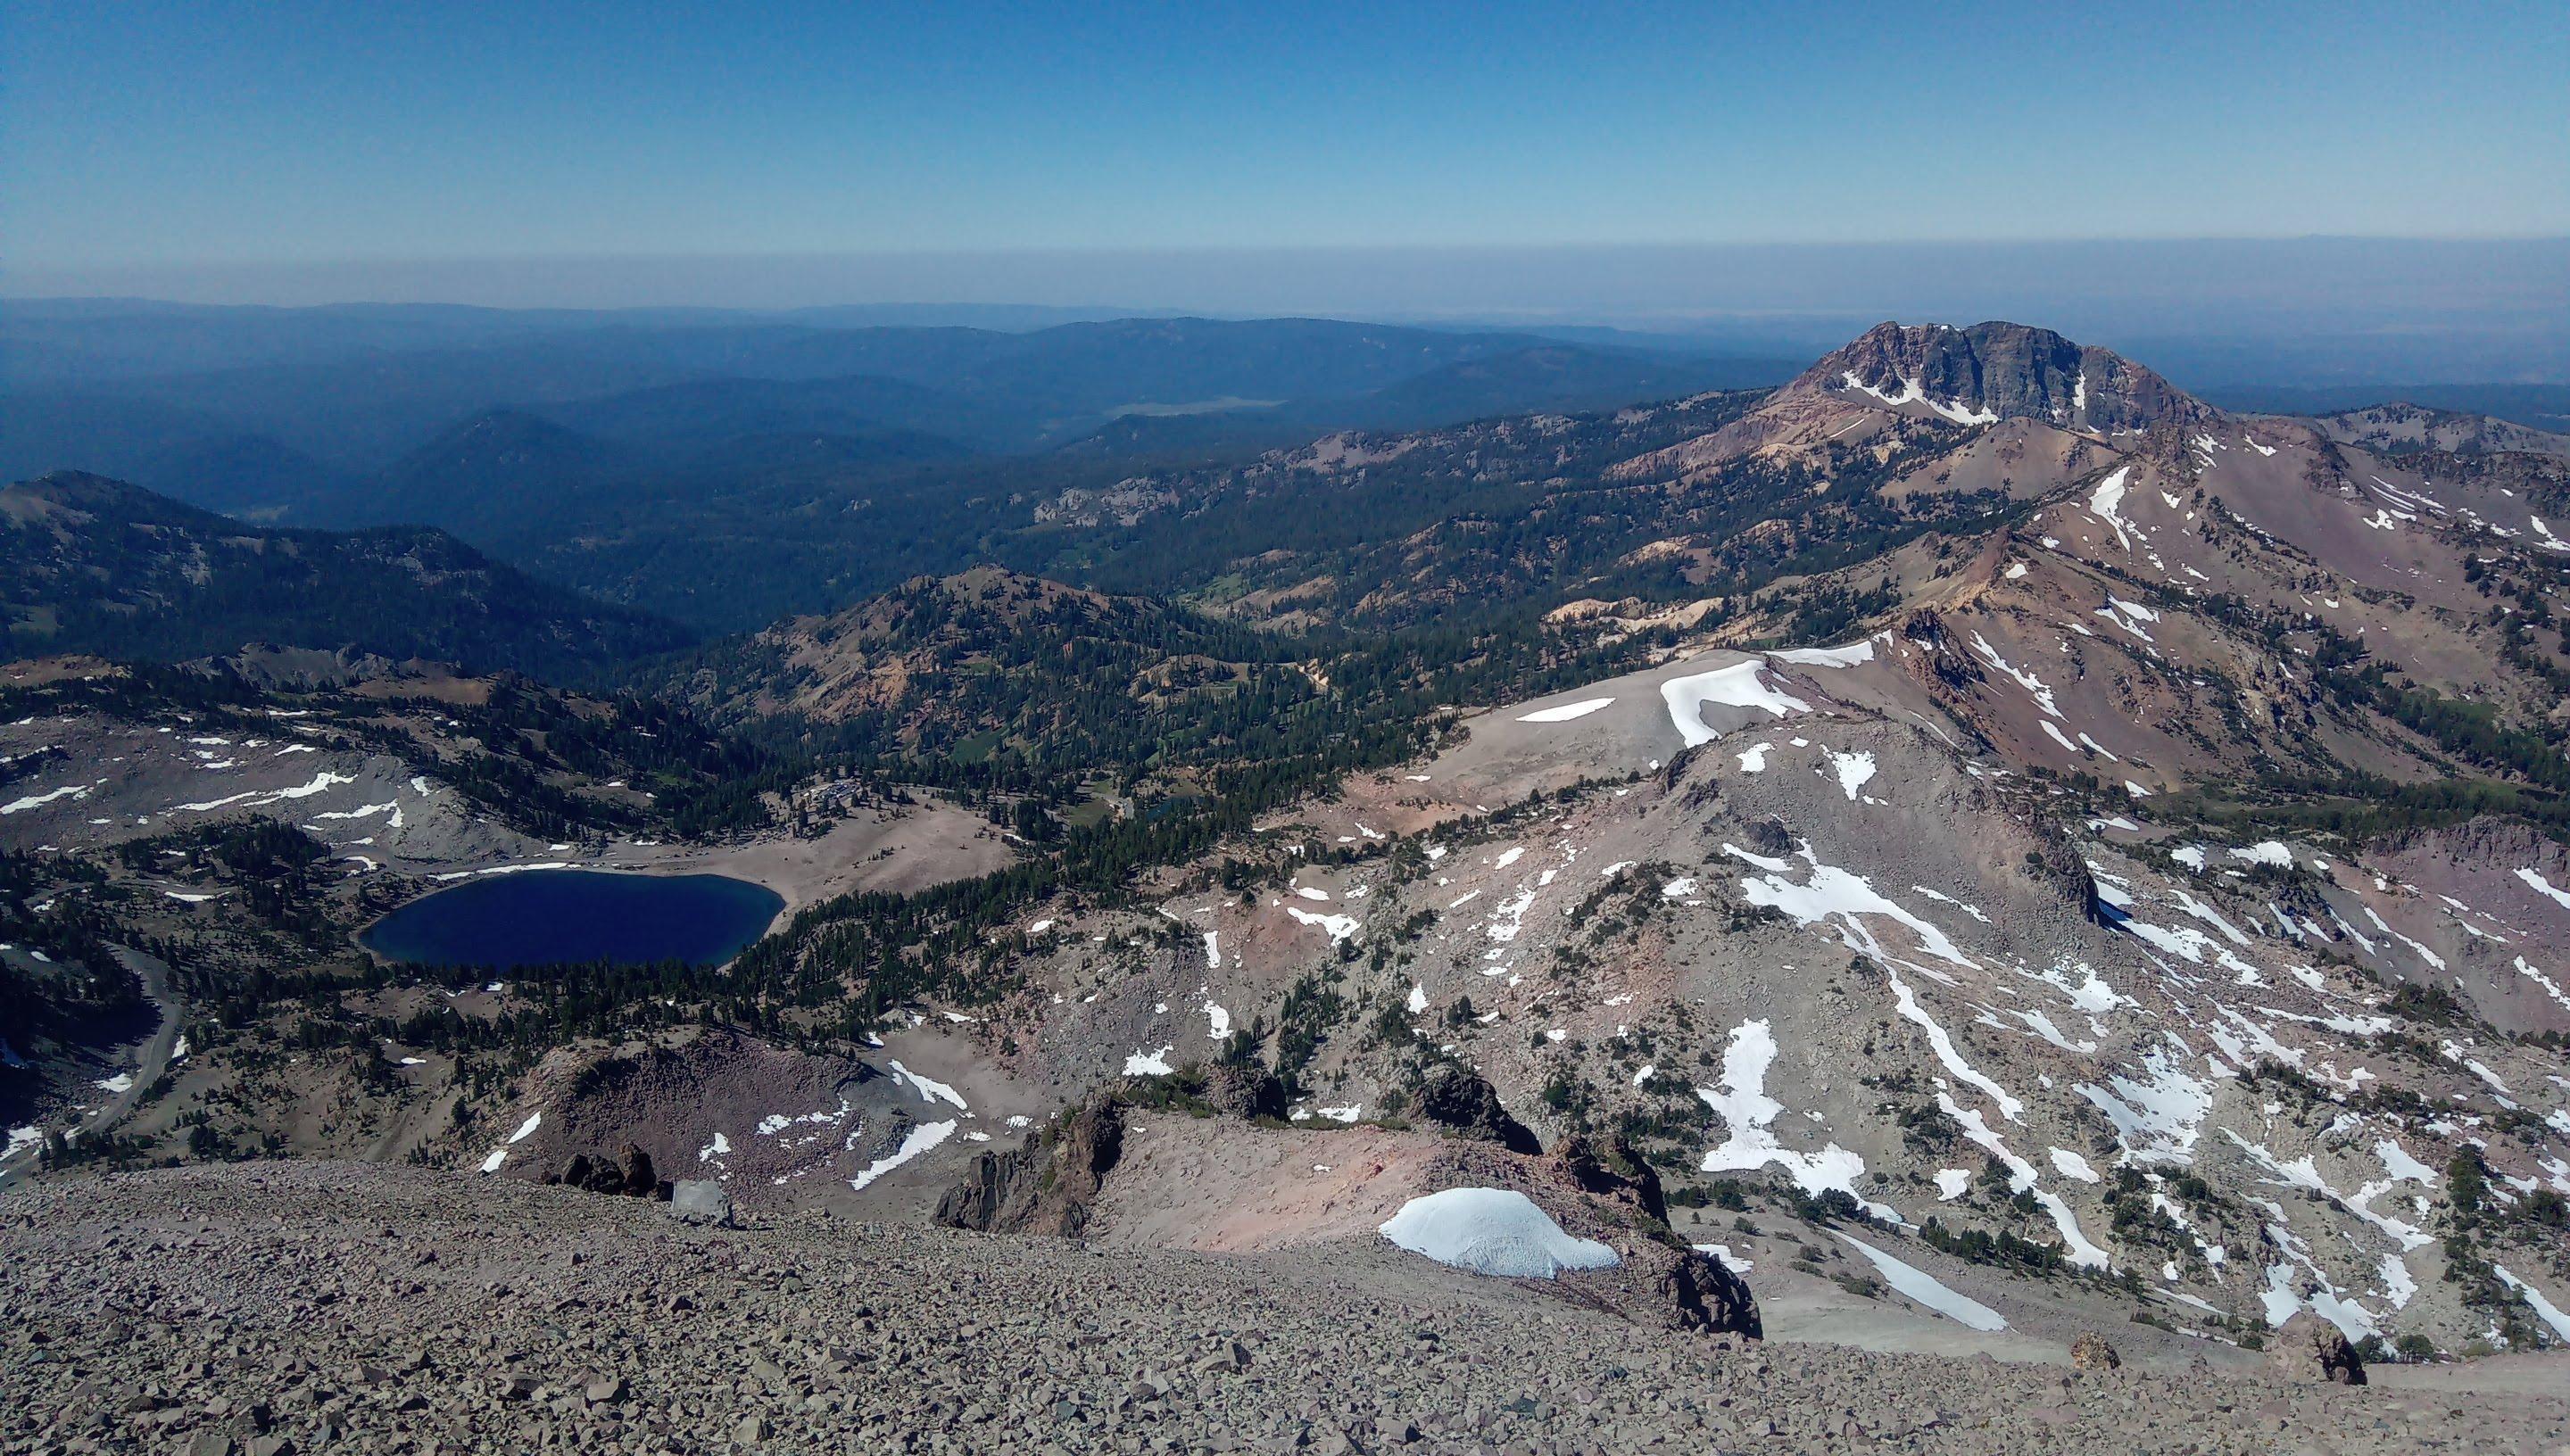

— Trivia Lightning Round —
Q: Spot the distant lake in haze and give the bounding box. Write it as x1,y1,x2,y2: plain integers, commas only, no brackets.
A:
361,869,783,970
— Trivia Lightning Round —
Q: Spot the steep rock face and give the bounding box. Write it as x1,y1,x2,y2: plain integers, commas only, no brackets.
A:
1796,321,2213,434
934,1098,1126,1237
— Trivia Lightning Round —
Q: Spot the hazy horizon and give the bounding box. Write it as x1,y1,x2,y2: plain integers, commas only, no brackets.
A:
13,4,2568,383
12,236,2568,386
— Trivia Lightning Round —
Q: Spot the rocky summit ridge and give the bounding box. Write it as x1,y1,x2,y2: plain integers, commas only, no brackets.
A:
1789,319,2215,434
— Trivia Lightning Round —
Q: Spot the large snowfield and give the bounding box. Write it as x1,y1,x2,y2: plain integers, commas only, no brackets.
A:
1378,1187,1621,1279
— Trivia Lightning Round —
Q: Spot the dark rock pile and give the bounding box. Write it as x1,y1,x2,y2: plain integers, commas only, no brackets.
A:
546,1145,668,1201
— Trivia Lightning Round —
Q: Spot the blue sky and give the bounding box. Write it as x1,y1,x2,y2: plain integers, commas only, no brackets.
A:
10,0,2567,278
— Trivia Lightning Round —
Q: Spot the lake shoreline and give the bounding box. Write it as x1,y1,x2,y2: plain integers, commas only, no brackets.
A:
359,867,784,972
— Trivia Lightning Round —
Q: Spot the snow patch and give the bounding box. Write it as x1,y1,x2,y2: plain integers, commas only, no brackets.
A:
1722,844,1976,968
2494,1267,2570,1342
2516,866,2570,914
1659,661,1810,747
1968,633,2060,717
1284,906,1360,942
2,784,88,815
1695,1020,1881,1215
887,1060,967,1111
2088,467,2136,550
1835,1232,2007,1331
1379,1188,1619,1279
2048,1147,2102,1184
1770,637,1877,668
1517,697,1614,723
2074,1038,2212,1166
850,1120,957,1192
1827,750,1878,801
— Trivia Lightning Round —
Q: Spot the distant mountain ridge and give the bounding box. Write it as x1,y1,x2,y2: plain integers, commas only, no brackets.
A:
3,308,1787,482
0,471,691,682
356,410,634,541
2301,401,2570,459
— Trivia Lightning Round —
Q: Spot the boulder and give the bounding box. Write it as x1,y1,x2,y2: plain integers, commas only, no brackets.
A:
2070,1331,2121,1371
618,1145,657,1197
666,1179,734,1228
579,1156,626,1196
2267,1314,2366,1386
1655,1245,1762,1338
551,1146,667,1199
1415,1067,1542,1155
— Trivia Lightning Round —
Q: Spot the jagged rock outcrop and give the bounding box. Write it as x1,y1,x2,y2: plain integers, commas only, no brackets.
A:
1895,608,1988,697
1429,1135,1759,1339
932,1144,1035,1232
1653,1246,1762,1338
1556,1133,1670,1228
2266,1314,2367,1385
2019,818,2110,925
1414,1066,1543,1155
1795,321,2214,434
220,643,405,691
1202,1060,1288,1120
934,1099,1125,1237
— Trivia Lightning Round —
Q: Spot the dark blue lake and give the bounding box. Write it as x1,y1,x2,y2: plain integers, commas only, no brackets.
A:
361,869,783,970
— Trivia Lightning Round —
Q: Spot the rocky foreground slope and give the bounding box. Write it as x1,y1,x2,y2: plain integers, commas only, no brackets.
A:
7,1162,2566,1456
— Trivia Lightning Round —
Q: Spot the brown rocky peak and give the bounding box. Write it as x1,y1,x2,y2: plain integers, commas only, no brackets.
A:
1790,320,2213,434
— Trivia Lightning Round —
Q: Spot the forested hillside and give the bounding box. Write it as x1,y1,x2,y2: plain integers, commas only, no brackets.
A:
0,472,692,682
